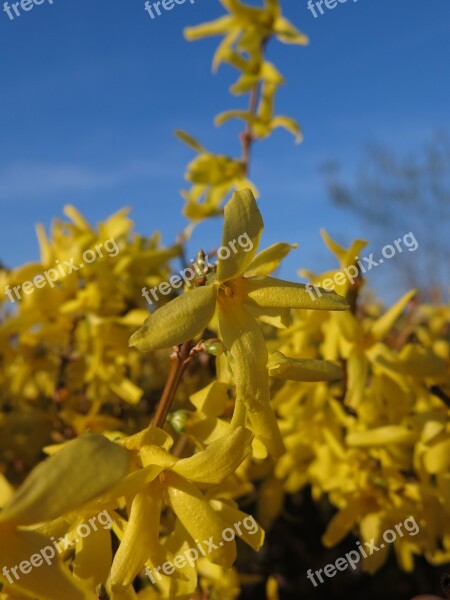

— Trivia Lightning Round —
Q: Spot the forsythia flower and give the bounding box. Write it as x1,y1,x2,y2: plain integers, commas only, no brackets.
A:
78,426,263,595
0,435,130,600
130,189,348,456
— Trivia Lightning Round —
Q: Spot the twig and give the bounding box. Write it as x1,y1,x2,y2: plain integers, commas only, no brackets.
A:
151,341,191,428
241,84,260,176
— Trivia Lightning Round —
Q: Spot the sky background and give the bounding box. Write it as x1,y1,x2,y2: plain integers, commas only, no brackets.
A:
0,0,449,300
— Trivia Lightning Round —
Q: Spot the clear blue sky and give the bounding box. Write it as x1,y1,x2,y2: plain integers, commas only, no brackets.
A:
0,0,449,297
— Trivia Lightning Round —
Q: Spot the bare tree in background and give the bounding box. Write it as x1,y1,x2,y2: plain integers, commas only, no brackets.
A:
323,131,450,300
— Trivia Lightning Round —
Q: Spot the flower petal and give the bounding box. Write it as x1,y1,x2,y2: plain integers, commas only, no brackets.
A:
218,299,285,457
345,349,369,408
73,525,112,591
322,498,373,547
245,242,298,277
267,351,343,382
0,527,89,600
111,484,167,592
209,500,265,551
129,285,217,351
346,426,417,447
240,276,349,310
173,426,253,484
91,465,164,507
0,434,130,526
217,189,263,283
423,438,450,474
118,426,174,452
189,381,230,417
165,471,236,569
371,289,417,341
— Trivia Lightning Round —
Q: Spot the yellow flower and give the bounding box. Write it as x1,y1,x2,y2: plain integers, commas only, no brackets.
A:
184,0,308,72
130,190,348,456
84,426,262,594
176,130,257,220
0,434,130,600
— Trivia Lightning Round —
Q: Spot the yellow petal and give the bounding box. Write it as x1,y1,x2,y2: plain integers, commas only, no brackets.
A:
322,498,372,547
90,465,164,507
270,116,302,143
209,500,265,551
266,575,280,600
245,242,298,277
320,230,368,269
0,434,130,526
0,527,89,600
217,189,263,283
345,348,368,408
246,305,291,329
184,15,234,41
129,285,217,351
139,446,177,470
175,129,205,153
0,475,13,508
423,438,450,474
218,299,285,457
73,525,112,590
240,276,349,310
118,426,174,452
320,229,347,263
150,519,198,598
63,205,93,232
346,426,417,447
267,351,343,382
36,222,52,264
173,426,253,484
371,289,417,340
111,484,167,592
273,16,309,45
165,471,236,569
189,381,230,417
397,344,448,378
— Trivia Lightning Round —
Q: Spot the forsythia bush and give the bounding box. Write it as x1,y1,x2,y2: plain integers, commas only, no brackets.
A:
0,1,449,599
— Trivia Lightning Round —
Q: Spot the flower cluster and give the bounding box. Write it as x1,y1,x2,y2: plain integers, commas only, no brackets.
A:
179,0,307,219
0,2,448,599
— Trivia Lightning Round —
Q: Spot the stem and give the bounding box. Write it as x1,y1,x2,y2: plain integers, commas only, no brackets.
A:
240,37,269,176
151,341,191,428
53,316,81,405
241,84,260,176
151,340,207,429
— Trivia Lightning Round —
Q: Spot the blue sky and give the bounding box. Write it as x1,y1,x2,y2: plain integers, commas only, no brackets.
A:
0,0,449,298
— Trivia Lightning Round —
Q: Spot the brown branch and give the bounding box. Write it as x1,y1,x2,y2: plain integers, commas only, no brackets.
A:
241,84,260,176
151,341,191,428
151,339,210,429
53,316,81,405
